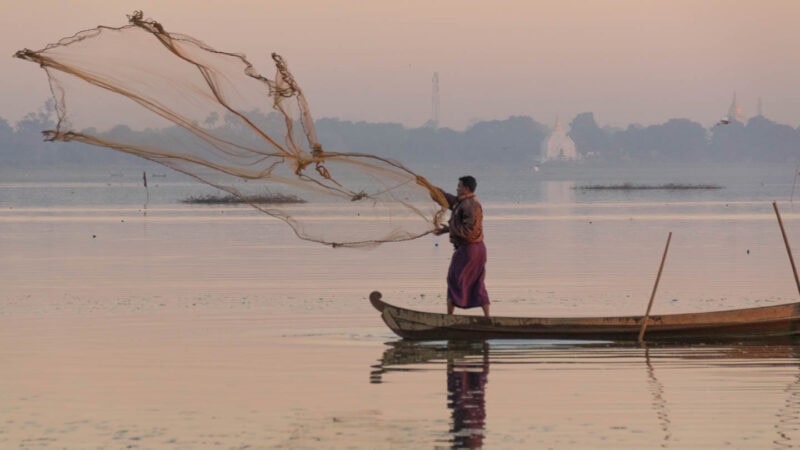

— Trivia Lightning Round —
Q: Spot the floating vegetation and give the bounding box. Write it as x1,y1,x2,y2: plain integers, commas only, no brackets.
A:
182,193,306,205
575,183,722,191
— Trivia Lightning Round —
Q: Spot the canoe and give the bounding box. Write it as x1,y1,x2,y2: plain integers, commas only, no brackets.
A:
369,291,800,342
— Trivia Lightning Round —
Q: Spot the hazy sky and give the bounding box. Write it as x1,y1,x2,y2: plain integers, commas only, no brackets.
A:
3,0,800,130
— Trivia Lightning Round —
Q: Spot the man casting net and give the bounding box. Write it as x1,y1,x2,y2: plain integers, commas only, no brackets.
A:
15,11,448,247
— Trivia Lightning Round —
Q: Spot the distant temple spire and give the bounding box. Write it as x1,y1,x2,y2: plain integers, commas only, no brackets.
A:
727,92,745,123
553,116,563,132
757,97,763,117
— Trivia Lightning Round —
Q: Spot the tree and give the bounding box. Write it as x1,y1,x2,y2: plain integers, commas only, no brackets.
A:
462,116,548,165
709,120,747,162
624,119,707,162
742,116,800,163
568,112,612,158
13,101,59,165
0,116,18,165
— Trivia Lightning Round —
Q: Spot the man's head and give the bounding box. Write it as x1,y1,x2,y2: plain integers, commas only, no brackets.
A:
457,175,477,196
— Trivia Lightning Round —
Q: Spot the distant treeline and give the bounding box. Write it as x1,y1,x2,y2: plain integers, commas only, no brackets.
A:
1,104,798,168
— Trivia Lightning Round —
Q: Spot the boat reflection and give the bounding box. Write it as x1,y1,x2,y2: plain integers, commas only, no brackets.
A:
371,339,800,449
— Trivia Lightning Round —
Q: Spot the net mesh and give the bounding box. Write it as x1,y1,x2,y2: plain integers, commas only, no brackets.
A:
15,11,448,247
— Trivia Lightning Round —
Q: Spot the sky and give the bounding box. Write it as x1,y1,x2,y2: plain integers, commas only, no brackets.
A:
3,0,800,131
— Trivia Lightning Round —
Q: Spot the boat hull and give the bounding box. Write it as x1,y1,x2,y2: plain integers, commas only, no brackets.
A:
369,291,800,342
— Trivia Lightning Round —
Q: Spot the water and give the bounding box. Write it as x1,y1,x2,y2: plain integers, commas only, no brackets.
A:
372,340,800,449
1,163,799,448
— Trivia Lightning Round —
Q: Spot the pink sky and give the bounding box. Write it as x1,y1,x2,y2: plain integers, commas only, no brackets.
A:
3,0,800,130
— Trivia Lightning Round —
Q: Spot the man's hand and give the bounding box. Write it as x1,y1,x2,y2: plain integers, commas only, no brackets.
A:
433,225,449,236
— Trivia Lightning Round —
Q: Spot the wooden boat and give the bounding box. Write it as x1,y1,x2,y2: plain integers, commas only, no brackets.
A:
369,291,800,342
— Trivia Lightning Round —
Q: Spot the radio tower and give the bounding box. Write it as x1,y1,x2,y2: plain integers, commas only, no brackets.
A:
431,72,440,128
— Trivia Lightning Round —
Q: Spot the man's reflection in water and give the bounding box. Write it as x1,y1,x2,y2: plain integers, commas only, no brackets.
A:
447,341,489,449
370,340,491,448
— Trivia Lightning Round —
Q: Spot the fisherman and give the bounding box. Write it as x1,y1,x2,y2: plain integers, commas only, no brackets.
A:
434,175,490,317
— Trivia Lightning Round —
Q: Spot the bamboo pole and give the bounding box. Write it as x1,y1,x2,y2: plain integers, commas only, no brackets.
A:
143,171,149,204
773,202,800,297
639,232,673,343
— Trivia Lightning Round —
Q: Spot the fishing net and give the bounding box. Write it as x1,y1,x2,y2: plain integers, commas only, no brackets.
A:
15,11,448,247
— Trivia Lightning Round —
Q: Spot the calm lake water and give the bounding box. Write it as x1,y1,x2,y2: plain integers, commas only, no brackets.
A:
1,163,799,448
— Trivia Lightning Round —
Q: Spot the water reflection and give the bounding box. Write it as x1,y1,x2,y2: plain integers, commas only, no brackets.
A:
541,180,575,204
644,346,671,447
372,340,490,448
372,340,800,449
774,350,800,449
447,341,489,449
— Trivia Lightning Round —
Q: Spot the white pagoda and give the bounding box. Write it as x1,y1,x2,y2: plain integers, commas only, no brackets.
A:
541,117,578,162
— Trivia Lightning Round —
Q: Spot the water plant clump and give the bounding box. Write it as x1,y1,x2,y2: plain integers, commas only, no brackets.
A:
182,193,306,205
575,183,722,191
